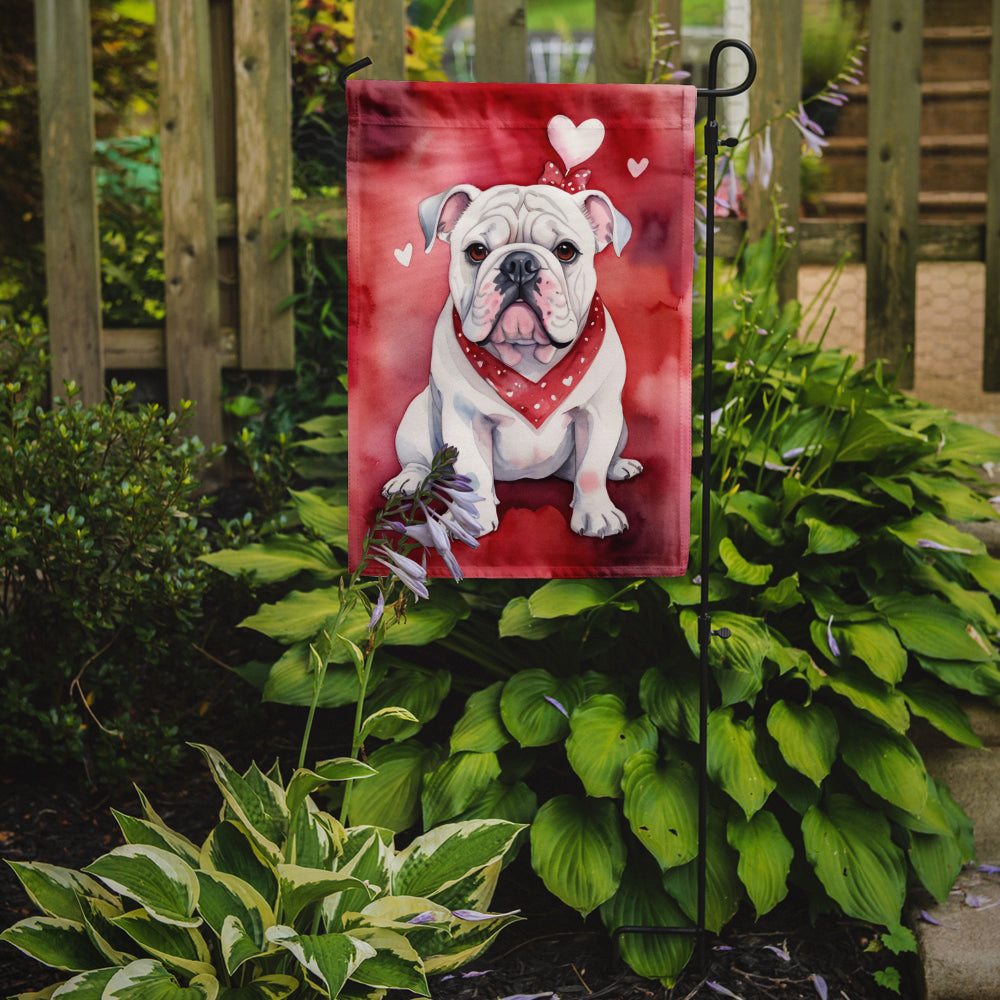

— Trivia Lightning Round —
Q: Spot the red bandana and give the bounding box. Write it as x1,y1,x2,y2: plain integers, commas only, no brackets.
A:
453,294,606,428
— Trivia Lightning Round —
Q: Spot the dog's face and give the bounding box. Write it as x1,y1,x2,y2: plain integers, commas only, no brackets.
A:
419,184,631,367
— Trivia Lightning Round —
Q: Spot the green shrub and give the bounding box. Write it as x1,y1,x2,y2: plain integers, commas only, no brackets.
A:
0,317,221,783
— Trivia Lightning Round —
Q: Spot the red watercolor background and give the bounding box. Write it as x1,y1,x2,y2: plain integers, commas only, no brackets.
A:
347,81,696,578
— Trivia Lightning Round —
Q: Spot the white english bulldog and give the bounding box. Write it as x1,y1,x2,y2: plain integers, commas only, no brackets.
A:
381,181,642,538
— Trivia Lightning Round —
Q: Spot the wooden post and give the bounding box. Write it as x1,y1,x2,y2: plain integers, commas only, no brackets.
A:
355,0,407,80
864,0,923,389
474,0,527,82
233,0,294,369
746,0,801,305
157,0,223,444
594,0,653,84
983,0,1000,390
34,0,104,405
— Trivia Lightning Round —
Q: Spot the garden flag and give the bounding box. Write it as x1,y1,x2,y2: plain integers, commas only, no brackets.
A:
347,81,696,577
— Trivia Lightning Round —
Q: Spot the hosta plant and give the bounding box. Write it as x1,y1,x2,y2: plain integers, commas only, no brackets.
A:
1,743,523,999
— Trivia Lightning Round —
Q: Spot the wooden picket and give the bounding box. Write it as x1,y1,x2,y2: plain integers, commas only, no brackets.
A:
30,0,1000,447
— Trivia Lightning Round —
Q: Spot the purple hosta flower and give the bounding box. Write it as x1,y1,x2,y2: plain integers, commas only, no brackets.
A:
451,908,521,921
407,911,438,925
715,158,741,215
441,970,493,982
763,944,791,962
746,124,774,191
979,864,1000,874
432,484,485,540
791,104,829,156
706,982,742,999
917,538,973,555
919,909,958,929
367,590,385,631
544,695,569,718
370,544,429,600
827,615,842,658
496,994,557,1000
812,974,828,1000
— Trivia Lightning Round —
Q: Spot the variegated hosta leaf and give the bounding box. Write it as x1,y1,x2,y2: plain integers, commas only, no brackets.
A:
499,669,585,747
450,682,511,754
599,854,694,987
285,760,375,824
102,958,218,999
214,975,300,1000
45,966,117,997
706,707,776,819
765,700,838,786
77,894,136,966
347,740,442,832
621,751,699,871
191,746,288,863
391,820,524,901
361,667,451,741
838,718,929,817
4,861,118,922
727,810,793,917
0,916,107,971
288,802,344,870
420,859,501,916
322,829,393,931
110,908,214,979
421,906,523,975
276,865,375,925
661,810,742,934
265,926,375,998
344,926,429,995
200,822,278,910
420,751,501,829
112,811,201,868
83,846,200,928
565,695,658,799
195,871,274,974
802,793,906,926
529,795,626,917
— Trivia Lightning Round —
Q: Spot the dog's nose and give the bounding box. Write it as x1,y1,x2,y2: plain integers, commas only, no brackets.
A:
499,252,539,287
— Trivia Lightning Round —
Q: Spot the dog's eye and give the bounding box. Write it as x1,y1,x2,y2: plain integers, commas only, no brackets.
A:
554,241,579,262
465,243,489,264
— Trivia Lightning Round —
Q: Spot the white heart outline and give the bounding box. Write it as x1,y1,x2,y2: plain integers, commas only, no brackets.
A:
394,243,413,267
547,115,606,170
628,157,649,178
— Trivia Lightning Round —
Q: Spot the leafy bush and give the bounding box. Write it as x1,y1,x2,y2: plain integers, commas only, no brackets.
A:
0,317,220,783
1,743,524,998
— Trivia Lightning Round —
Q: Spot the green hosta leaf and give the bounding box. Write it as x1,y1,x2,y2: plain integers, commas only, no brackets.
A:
497,596,564,639
680,610,770,706
866,474,914,509
195,871,273,974
530,795,626,917
661,810,741,933
727,811,793,918
450,682,511,754
966,553,1000,597
802,793,906,926
392,820,524,901
839,719,929,817
835,410,927,463
260,643,387,709
765,701,838,786
265,926,375,997
809,661,910,732
288,489,349,546
103,959,218,1000
909,827,965,905
599,853,694,987
911,562,1000,633
835,621,907,684
453,779,538,827
111,908,214,978
654,573,737,606
874,594,995,662
755,573,804,614
499,670,584,747
886,512,985,556
707,708,776,819
0,916,107,971
4,862,118,923
362,667,451,740
346,926,428,994
565,695,658,798
200,822,278,910
200,535,341,584
906,472,998,522
347,740,442,832
191,746,287,863
803,517,859,556
112,812,201,868
901,680,982,748
621,751,699,871
916,655,1000,697
718,537,772,585
277,865,374,925
421,751,502,828
724,490,784,545
216,976,299,1000
527,579,618,618
935,421,1000,464
639,664,699,742
84,846,200,928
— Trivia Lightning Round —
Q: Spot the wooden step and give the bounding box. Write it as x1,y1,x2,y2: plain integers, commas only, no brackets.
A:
812,190,987,222
922,25,993,83
922,0,992,28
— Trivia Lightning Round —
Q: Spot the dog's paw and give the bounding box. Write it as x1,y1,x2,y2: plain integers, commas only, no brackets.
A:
571,502,628,538
381,463,431,499
608,457,643,481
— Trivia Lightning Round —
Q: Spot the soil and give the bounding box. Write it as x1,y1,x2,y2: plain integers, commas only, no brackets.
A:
0,742,913,1000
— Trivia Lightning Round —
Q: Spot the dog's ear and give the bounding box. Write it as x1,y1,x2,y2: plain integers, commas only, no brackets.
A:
577,191,632,257
418,185,481,253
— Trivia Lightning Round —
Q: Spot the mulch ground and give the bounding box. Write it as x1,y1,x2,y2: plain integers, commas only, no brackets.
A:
1,741,914,1000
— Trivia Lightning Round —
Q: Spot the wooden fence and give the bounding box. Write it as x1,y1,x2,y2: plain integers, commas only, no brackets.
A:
34,0,1000,444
